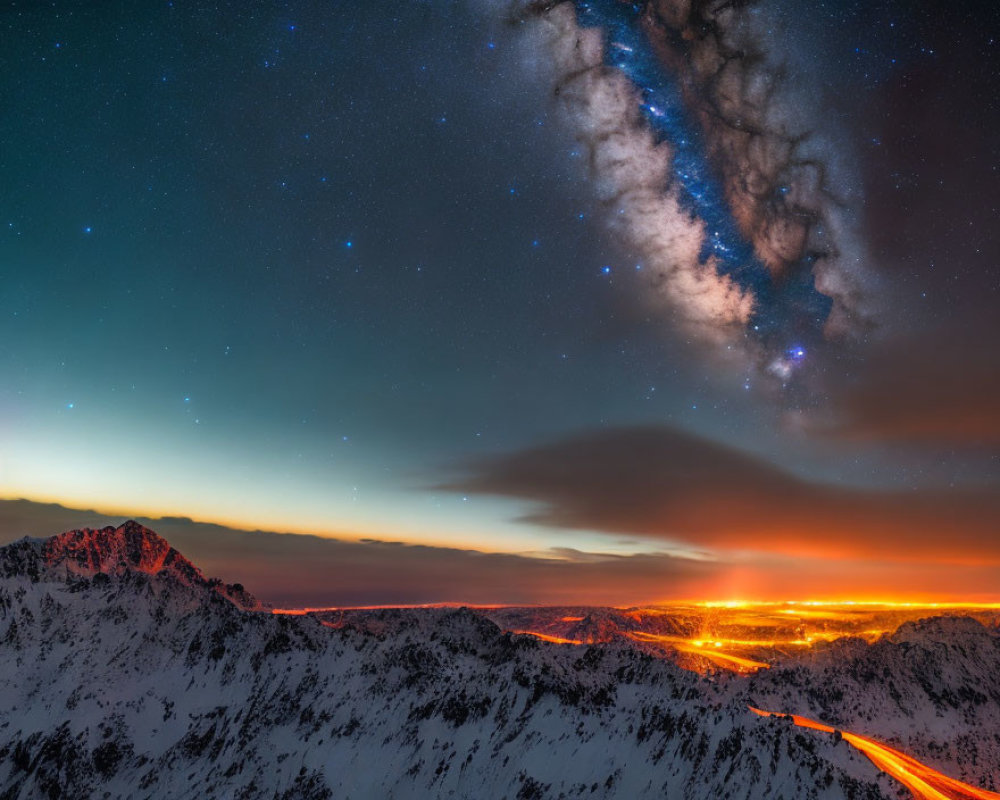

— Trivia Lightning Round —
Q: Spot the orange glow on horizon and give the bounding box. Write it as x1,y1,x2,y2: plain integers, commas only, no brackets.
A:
689,599,1000,610
274,600,1000,614
8,494,1000,607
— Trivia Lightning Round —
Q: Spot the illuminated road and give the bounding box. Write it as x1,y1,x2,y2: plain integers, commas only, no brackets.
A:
507,629,773,671
750,708,1000,800
509,630,585,645
626,631,771,672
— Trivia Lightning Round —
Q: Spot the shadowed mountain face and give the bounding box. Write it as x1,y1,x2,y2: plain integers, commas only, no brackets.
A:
0,524,998,799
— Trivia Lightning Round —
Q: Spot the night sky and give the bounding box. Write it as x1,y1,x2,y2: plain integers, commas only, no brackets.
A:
2,0,998,605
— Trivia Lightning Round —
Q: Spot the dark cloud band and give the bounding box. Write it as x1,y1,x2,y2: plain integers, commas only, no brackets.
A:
443,425,1000,563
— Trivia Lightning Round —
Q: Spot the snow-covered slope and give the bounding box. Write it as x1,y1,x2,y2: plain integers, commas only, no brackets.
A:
744,616,1000,791
0,523,900,799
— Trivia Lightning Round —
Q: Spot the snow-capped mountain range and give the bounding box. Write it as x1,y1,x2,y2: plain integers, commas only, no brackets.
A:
0,522,997,799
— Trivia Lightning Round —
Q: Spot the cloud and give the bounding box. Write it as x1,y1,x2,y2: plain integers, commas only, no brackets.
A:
4,495,999,603
443,425,1000,564
0,498,716,607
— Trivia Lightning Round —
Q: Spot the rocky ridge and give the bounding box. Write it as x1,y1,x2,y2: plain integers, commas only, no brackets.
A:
0,524,996,798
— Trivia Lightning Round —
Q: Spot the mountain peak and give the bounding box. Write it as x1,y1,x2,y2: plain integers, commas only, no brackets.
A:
25,521,263,609
42,520,205,584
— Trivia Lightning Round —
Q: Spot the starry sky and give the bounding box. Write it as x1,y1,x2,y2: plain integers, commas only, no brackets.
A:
1,0,998,605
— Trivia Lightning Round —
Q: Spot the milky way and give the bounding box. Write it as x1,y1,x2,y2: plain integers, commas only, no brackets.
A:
3,0,994,596
517,0,874,374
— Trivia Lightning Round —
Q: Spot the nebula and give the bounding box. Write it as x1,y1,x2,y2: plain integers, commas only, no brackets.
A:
515,0,875,371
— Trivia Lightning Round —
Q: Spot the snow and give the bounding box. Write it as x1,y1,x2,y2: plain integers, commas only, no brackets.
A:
1,526,996,798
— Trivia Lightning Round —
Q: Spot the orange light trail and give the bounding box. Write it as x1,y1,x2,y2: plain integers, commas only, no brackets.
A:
508,630,585,645
749,708,1000,800
625,632,771,671
271,602,516,615
679,647,770,672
